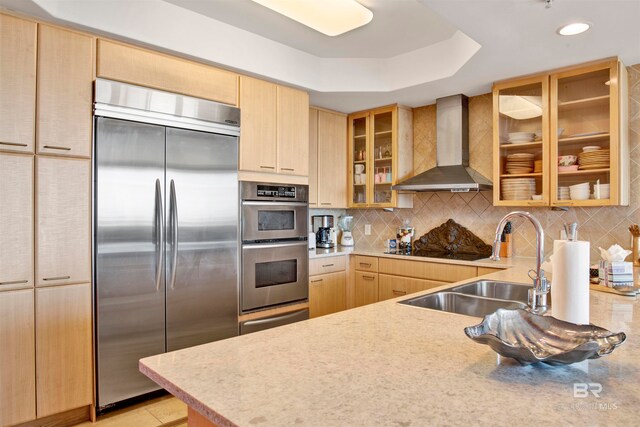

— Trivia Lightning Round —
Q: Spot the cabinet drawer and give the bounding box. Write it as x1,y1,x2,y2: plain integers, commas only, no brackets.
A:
379,258,477,282
309,256,346,276
378,274,446,302
354,255,378,272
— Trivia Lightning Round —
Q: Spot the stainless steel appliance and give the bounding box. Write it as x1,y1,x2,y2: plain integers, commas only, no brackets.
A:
240,309,309,335
93,79,240,409
312,215,334,248
241,182,309,313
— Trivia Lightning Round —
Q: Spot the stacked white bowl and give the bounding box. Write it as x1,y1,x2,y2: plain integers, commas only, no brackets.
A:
558,186,570,200
569,182,590,200
593,183,610,199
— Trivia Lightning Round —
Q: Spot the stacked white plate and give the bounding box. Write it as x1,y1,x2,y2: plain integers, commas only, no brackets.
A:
578,149,609,170
558,186,570,200
592,183,610,199
502,177,536,200
569,182,590,200
505,153,534,174
507,132,535,144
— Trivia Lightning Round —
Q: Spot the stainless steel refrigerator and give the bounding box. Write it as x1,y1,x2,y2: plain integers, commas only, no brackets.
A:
93,79,240,409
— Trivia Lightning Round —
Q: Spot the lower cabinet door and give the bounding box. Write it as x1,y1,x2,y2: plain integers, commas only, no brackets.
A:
378,274,446,301
36,283,92,417
309,271,347,318
354,271,378,307
0,289,36,426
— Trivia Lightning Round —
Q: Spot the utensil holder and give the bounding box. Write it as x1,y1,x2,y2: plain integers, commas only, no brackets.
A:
633,236,640,267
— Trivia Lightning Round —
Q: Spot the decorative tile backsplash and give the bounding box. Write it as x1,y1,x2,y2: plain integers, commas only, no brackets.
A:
349,64,640,263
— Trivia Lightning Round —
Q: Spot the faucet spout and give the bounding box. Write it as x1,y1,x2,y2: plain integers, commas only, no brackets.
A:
492,211,549,313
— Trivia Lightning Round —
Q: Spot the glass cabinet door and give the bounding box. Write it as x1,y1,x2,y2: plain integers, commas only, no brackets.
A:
350,114,368,206
493,76,549,206
551,62,616,206
370,109,393,206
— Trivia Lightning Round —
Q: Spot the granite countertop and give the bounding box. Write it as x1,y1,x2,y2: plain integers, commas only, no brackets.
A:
309,244,525,269
140,265,640,426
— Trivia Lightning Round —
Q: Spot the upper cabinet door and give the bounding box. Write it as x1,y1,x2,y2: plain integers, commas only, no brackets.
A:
308,108,319,207
96,39,238,106
318,110,347,208
36,157,91,286
492,75,549,207
0,14,36,153
239,76,277,172
277,85,309,176
0,153,34,289
37,25,93,158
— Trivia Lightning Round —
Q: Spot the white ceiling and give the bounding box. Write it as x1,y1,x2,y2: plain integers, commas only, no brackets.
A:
1,0,639,113
164,0,457,58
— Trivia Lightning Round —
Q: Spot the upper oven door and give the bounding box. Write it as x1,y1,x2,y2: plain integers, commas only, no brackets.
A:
241,201,308,242
242,240,309,312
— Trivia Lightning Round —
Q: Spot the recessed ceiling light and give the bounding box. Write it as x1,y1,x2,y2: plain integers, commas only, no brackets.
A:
250,0,373,37
557,22,591,36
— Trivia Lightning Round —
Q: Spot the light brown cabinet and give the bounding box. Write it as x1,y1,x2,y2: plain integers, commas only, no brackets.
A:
493,58,629,207
0,289,36,427
96,39,238,106
239,76,277,172
0,153,34,289
36,283,92,417
354,271,379,307
277,85,309,177
37,24,94,158
309,271,347,318
309,108,348,208
348,105,413,208
239,76,309,180
36,157,91,286
0,13,36,154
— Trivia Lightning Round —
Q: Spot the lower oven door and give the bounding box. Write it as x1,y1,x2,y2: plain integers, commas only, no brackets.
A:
242,240,309,312
240,309,309,335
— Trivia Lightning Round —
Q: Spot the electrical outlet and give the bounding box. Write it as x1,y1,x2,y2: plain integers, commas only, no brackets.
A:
364,224,372,235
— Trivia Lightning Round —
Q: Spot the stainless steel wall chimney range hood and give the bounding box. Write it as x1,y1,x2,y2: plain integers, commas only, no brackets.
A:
392,94,493,192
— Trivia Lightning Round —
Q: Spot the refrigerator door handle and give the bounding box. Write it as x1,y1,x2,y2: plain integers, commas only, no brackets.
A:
169,179,179,290
155,178,164,291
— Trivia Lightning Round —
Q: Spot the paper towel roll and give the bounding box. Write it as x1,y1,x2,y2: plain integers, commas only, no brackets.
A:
551,240,590,324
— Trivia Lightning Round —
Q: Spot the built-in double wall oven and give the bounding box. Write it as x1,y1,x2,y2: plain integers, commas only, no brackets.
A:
240,182,309,326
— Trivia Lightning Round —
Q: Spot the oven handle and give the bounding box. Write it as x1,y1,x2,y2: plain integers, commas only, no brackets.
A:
242,310,307,327
242,240,308,250
241,201,308,207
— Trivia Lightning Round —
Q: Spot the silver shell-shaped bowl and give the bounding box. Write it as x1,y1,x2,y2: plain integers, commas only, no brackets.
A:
464,308,626,365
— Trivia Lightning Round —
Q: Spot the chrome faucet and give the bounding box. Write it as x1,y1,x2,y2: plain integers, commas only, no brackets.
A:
491,211,550,314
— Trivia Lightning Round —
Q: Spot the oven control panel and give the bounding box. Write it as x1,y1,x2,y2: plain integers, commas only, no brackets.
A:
257,185,296,198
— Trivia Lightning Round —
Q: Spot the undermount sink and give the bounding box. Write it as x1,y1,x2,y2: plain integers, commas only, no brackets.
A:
450,280,530,304
399,280,530,317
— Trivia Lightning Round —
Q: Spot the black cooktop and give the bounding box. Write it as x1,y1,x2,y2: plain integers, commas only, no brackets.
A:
383,251,489,262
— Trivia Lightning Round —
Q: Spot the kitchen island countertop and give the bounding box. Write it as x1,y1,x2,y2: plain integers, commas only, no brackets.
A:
140,265,640,426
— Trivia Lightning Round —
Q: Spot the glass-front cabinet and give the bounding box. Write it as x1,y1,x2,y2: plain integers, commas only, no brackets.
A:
493,75,549,207
492,58,628,207
348,105,413,208
550,59,627,206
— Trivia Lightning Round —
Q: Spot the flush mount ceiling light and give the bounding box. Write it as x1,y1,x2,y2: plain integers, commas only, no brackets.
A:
250,0,373,36
557,22,591,36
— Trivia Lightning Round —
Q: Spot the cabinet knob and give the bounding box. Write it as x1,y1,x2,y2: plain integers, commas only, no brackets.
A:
259,165,275,170
310,279,323,283
322,264,334,268
392,290,407,296
281,167,295,172
0,141,28,147
360,263,372,267
0,279,28,285
362,275,375,280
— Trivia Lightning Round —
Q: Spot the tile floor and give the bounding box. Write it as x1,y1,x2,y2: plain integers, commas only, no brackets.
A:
74,395,187,427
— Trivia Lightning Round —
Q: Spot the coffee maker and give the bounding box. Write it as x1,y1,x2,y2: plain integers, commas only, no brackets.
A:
312,215,334,248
